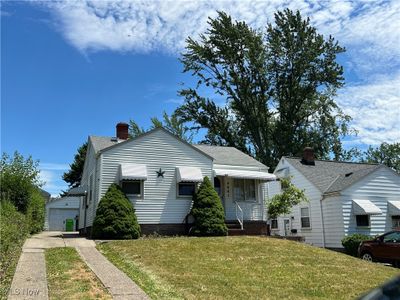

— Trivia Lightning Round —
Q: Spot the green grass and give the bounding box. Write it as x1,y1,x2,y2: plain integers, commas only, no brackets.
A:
98,236,400,300
45,247,111,300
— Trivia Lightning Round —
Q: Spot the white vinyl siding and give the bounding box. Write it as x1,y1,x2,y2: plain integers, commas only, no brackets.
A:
342,167,400,237
79,141,99,229
98,129,213,225
281,159,323,246
271,158,324,246
321,195,344,248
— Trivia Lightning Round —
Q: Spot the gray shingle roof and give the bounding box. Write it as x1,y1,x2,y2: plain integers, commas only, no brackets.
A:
283,157,380,194
89,135,268,169
193,145,268,169
89,136,121,153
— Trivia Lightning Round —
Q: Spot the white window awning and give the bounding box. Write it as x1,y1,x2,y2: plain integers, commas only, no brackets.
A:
214,168,276,181
177,167,203,182
119,163,147,181
352,199,382,215
388,201,400,215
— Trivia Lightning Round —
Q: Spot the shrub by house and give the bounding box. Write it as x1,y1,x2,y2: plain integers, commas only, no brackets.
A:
190,176,227,236
341,233,371,257
92,184,140,239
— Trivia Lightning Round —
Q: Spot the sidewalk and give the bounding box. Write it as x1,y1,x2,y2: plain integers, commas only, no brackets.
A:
77,247,149,300
8,231,150,300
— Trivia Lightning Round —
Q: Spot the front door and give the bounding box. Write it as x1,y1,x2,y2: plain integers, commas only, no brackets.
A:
284,219,290,236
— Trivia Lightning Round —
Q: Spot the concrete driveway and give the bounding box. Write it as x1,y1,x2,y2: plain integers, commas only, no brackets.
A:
22,231,95,250
8,231,149,300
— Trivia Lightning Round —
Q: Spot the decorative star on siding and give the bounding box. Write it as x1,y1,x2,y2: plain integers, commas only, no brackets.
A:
156,168,165,178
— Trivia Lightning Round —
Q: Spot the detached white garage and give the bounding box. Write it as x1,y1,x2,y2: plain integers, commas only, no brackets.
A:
45,196,80,231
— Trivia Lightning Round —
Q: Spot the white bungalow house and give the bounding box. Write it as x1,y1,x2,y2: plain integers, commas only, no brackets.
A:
74,123,276,236
269,148,400,249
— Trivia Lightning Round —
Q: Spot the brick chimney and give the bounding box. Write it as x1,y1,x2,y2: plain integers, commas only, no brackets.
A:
116,122,129,140
301,147,315,165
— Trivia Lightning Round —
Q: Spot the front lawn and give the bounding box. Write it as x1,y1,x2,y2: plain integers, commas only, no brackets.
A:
98,236,399,300
46,247,111,300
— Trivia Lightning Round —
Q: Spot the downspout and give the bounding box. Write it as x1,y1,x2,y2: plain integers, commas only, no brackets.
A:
320,196,326,248
83,193,88,235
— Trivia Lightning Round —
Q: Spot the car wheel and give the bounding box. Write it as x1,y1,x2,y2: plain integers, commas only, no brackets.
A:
361,252,373,262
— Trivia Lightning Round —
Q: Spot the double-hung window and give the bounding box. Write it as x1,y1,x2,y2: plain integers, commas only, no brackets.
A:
271,219,278,230
300,207,311,228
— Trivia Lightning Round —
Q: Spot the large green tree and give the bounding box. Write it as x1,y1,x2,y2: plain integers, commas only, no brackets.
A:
62,142,87,189
363,142,400,173
176,9,352,168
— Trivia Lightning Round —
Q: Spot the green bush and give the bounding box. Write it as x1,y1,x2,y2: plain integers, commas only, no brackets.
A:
0,152,41,213
0,200,29,298
190,176,228,236
92,184,141,239
26,189,45,234
341,233,371,256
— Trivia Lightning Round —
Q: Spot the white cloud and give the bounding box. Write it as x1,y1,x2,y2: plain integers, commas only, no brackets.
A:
37,1,399,71
33,0,400,146
337,73,400,146
39,163,69,196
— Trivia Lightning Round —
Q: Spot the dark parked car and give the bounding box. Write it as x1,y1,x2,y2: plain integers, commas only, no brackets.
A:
358,231,400,267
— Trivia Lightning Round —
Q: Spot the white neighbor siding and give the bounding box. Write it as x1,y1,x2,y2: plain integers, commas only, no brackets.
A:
95,129,213,226
342,166,400,239
79,141,99,229
321,195,344,248
272,158,324,246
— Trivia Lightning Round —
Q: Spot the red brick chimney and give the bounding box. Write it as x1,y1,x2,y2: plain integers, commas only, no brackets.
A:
301,147,315,165
116,122,129,140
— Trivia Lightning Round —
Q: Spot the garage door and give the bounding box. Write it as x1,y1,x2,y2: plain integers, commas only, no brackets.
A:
48,208,79,231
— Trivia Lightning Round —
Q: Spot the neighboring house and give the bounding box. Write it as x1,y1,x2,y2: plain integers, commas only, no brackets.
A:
270,148,400,249
45,196,80,231
77,123,276,235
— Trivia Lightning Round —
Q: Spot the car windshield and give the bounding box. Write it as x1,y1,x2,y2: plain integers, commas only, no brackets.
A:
383,232,400,243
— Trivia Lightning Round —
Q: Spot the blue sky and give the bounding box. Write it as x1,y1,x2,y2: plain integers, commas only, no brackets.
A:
1,1,399,196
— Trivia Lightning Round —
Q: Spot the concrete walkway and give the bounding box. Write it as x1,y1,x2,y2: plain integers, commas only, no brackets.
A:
8,231,150,300
77,247,149,300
